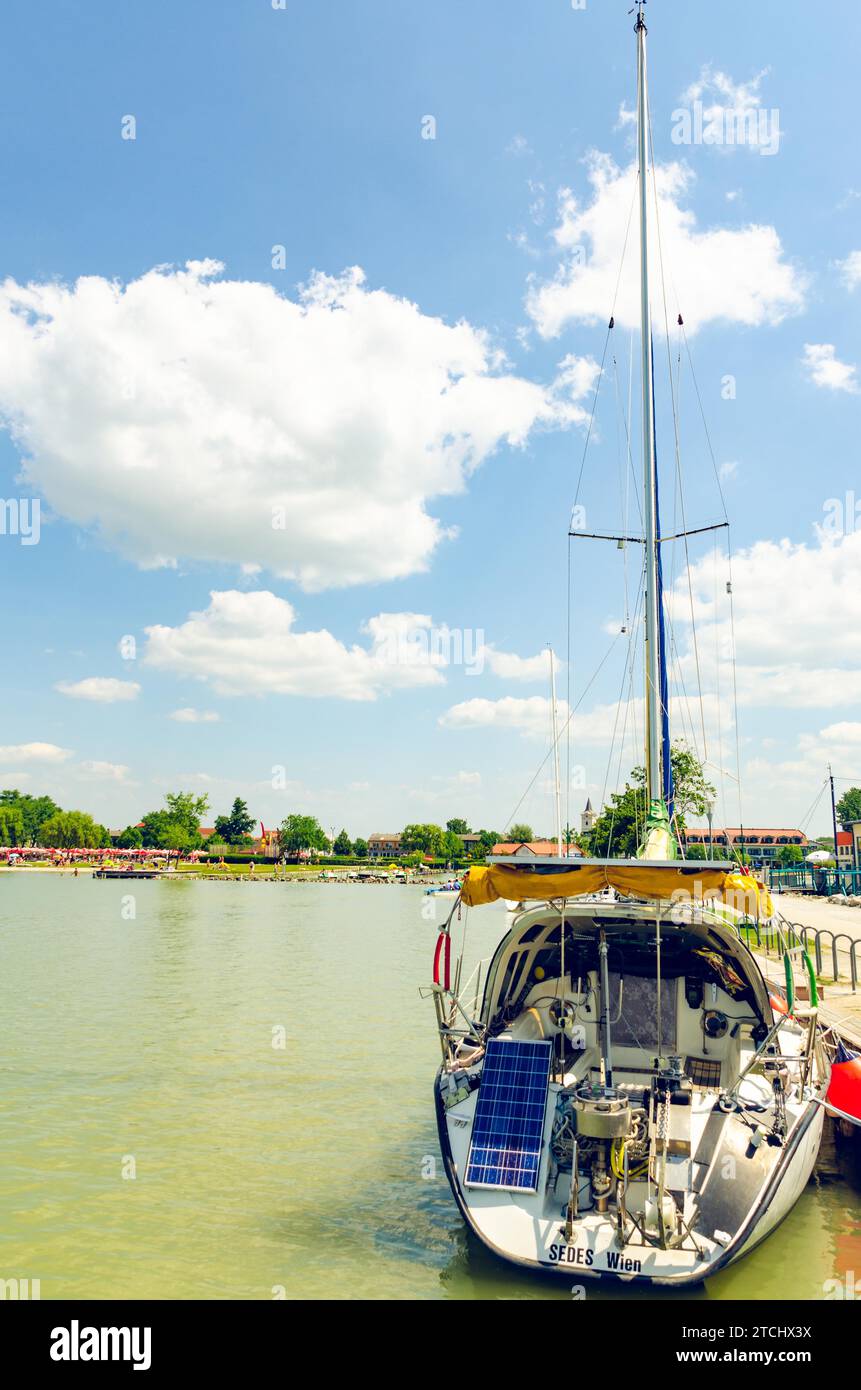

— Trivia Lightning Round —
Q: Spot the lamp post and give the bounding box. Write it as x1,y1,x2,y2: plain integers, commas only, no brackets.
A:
705,799,715,861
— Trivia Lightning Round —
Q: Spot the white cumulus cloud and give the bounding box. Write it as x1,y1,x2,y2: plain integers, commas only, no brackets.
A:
802,343,858,393
143,590,449,700
481,646,555,682
170,708,220,723
837,250,861,290
76,760,130,781
0,261,593,591
0,741,73,763
527,153,804,338
55,677,141,702
666,530,861,707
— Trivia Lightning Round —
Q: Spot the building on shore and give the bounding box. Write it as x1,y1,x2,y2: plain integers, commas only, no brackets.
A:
581,798,597,835
840,821,861,870
681,826,808,868
491,839,583,858
836,829,853,868
367,832,402,859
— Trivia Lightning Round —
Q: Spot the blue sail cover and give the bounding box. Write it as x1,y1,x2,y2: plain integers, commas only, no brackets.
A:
651,339,674,817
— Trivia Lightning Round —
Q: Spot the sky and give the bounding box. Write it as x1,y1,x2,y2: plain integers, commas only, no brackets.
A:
0,0,859,842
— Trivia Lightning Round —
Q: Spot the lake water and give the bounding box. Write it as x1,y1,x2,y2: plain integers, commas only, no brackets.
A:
1,875,858,1300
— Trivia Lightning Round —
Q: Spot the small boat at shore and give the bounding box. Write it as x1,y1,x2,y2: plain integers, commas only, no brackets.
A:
427,5,836,1286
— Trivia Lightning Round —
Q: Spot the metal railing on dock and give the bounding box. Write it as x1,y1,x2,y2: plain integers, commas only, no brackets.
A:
734,916,859,993
769,864,861,897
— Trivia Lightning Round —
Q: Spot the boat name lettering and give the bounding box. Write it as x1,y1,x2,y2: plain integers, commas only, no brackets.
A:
546,1243,593,1267
546,1244,643,1274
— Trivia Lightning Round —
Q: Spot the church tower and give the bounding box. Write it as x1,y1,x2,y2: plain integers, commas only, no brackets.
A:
581,798,596,835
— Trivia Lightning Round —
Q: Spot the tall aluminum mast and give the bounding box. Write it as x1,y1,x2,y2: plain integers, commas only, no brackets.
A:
635,2,663,807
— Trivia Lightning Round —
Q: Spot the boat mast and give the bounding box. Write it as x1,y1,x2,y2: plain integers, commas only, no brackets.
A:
548,645,564,856
635,1,663,808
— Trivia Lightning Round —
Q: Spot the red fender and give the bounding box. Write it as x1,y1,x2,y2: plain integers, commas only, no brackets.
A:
826,1048,861,1125
433,931,451,991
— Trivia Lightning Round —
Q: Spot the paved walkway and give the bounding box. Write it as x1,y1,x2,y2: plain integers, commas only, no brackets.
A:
756,892,861,1047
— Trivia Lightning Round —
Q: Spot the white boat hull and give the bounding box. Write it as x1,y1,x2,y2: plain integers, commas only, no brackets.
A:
436,1071,825,1286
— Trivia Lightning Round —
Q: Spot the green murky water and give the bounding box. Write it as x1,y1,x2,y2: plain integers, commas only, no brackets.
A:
0,876,858,1300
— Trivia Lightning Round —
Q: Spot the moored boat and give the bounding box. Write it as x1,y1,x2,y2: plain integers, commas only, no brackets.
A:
427,4,834,1285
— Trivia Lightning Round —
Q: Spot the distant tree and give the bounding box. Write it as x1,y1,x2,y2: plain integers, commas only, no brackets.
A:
39,810,102,849
116,825,143,849
440,830,464,861
473,829,501,858
401,823,445,856
140,792,210,852
0,805,25,845
446,818,470,836
214,797,256,846
165,791,210,836
632,743,715,823
353,837,369,859
97,824,112,849
0,790,61,844
140,812,193,852
589,744,715,859
836,787,861,829
508,823,534,844
333,829,353,856
279,814,328,855
586,785,646,860
684,842,708,860
776,845,804,867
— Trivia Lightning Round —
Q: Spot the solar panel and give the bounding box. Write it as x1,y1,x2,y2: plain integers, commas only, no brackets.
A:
465,1038,552,1192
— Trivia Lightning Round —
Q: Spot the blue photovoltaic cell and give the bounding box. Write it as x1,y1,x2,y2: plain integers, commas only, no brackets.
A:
465,1038,552,1192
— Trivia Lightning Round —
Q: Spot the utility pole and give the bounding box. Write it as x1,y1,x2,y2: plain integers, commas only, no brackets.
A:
828,765,841,878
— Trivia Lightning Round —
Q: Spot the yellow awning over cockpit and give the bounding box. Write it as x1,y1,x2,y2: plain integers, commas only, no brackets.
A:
460,863,773,919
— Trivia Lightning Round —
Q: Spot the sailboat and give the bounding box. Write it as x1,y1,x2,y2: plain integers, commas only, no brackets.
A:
429,5,831,1285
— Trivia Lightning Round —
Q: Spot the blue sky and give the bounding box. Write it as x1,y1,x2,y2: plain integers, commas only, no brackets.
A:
0,0,859,840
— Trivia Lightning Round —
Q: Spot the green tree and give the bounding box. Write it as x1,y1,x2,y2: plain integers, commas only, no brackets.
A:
0,790,61,844
214,796,256,846
116,825,143,848
632,743,715,823
401,823,445,856
165,791,210,836
446,818,470,836
0,805,25,845
440,830,464,861
279,814,328,855
39,810,103,849
836,787,861,829
776,844,804,867
353,837,369,859
473,829,501,858
508,823,534,844
587,745,715,859
141,791,210,852
586,784,646,859
333,829,353,856
684,842,708,860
